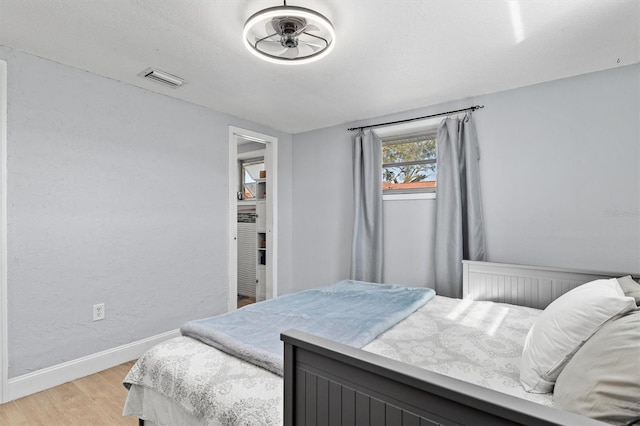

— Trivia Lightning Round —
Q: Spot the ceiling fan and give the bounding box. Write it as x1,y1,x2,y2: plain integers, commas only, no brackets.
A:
242,1,336,65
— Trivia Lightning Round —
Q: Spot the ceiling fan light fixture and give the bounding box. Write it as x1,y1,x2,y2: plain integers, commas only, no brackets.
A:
242,3,335,65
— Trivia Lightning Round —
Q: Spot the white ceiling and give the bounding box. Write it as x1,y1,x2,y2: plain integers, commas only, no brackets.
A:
0,0,638,134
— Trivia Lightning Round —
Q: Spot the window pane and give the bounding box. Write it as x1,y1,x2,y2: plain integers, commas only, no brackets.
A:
244,175,256,198
244,163,263,182
382,164,437,190
382,135,437,192
242,160,264,199
382,138,436,164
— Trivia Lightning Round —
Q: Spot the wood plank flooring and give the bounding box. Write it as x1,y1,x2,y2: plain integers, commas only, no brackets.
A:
238,295,256,308
0,360,138,425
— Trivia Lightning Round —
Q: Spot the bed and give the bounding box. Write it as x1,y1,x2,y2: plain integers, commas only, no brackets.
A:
123,261,640,426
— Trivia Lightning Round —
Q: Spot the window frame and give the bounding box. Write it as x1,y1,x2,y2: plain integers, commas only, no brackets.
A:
381,129,438,196
239,157,264,200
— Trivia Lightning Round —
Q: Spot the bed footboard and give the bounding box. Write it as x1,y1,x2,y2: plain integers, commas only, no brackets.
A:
281,330,605,426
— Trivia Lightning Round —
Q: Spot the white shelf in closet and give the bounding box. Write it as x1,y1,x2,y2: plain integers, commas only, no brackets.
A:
255,173,267,301
255,179,267,200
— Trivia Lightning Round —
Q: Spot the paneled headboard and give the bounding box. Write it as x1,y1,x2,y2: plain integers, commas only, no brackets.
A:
463,260,632,309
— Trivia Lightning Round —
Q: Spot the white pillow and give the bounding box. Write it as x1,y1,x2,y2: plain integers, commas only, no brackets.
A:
617,275,640,305
520,278,636,393
554,310,640,424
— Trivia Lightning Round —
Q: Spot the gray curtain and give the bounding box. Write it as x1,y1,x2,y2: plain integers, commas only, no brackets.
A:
351,129,383,282
434,114,485,298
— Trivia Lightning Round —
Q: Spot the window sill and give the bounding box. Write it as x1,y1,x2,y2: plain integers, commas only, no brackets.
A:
383,192,436,201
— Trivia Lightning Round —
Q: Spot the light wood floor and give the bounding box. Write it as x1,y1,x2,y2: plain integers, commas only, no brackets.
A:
0,360,138,425
237,295,256,308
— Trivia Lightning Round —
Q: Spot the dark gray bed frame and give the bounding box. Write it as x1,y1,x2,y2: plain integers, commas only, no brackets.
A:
281,330,606,426
280,260,631,426
136,261,632,425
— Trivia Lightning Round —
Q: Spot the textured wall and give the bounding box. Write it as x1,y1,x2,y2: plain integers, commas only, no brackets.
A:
475,64,639,273
1,46,292,377
291,64,640,291
290,126,354,293
382,199,436,288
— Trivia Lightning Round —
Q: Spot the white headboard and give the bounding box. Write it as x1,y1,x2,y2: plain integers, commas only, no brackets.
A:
462,260,632,309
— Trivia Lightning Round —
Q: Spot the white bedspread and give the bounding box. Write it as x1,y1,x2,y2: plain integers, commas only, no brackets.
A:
123,337,283,425
123,296,551,425
363,295,553,407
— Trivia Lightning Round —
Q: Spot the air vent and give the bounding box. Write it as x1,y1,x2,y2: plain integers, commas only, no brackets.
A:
138,68,185,88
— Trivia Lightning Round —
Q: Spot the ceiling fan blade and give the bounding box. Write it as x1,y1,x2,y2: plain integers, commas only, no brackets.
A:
304,24,320,32
256,31,279,43
293,24,310,36
296,43,315,56
300,32,328,45
264,20,277,35
255,38,277,47
258,41,287,55
299,40,324,51
254,32,280,50
284,46,300,59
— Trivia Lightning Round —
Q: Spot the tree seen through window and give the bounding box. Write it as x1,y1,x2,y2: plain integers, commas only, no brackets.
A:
382,135,437,191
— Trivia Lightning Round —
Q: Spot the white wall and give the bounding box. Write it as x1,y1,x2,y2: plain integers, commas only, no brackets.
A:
476,65,639,272
1,45,293,377
382,199,436,287
291,64,640,292
288,126,353,294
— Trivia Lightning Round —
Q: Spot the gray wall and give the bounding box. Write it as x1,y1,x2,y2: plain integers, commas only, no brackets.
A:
476,65,638,272
382,199,436,287
3,43,636,376
288,126,354,294
291,64,640,291
1,46,293,377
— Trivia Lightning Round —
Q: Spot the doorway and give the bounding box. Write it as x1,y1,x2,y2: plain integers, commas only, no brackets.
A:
228,127,278,312
237,154,264,307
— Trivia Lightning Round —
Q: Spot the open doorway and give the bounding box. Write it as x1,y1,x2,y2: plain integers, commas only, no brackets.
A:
237,153,264,308
228,127,278,312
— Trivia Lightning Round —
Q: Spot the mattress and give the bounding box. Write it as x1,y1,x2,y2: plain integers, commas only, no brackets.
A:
123,296,551,425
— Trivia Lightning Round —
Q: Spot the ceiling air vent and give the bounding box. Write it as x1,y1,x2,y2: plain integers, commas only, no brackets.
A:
138,68,185,88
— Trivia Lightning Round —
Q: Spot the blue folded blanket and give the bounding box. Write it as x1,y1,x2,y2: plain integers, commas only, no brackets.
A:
181,280,435,375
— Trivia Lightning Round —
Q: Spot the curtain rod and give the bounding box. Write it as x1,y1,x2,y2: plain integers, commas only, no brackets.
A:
347,105,485,132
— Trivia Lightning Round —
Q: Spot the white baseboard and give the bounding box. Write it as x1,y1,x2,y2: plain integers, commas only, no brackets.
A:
6,328,180,402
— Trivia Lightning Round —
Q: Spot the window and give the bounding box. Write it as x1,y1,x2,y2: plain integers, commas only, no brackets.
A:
240,158,264,199
382,130,437,193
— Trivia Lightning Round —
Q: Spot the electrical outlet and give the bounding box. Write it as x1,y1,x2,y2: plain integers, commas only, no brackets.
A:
93,303,105,321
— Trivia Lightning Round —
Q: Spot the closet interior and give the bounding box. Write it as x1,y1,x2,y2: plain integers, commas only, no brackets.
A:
236,141,267,308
